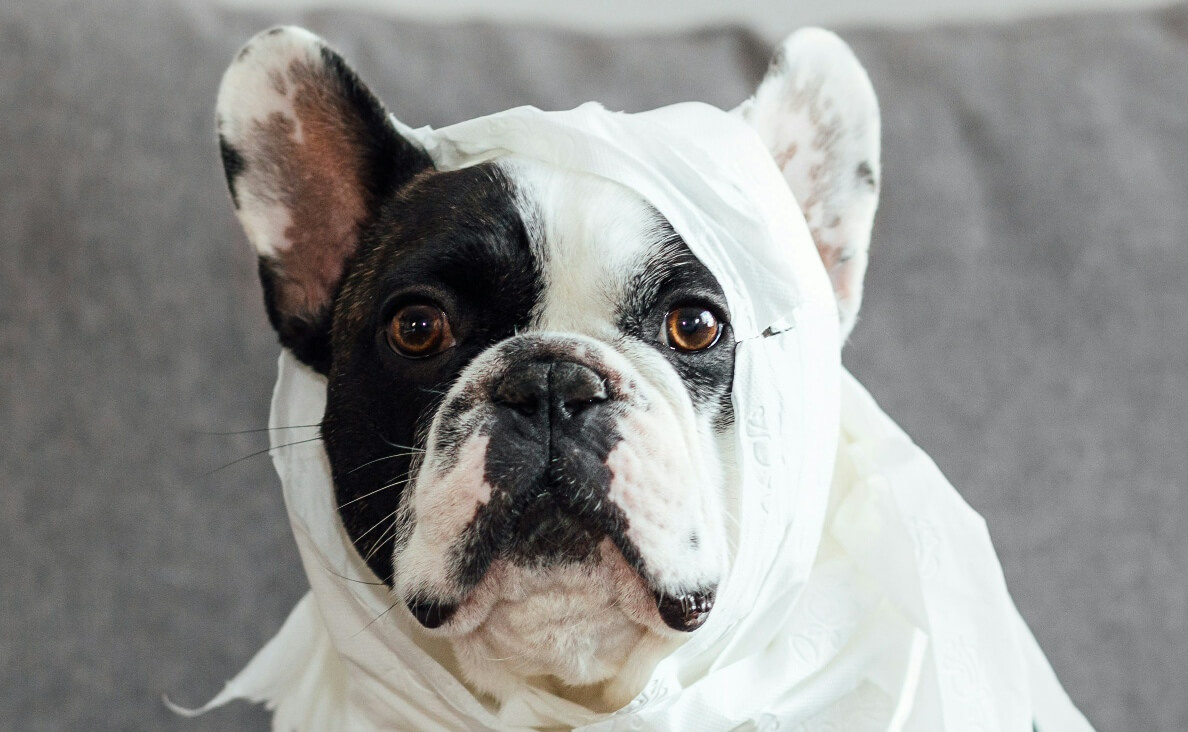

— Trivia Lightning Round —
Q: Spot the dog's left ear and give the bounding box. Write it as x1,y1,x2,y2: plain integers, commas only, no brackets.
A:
216,27,432,374
734,29,880,341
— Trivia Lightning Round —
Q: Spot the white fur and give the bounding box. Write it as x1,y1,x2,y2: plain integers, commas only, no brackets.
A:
735,28,881,339
215,27,325,258
394,435,492,605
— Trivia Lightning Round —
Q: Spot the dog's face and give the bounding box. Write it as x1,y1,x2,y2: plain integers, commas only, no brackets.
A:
217,27,878,707
327,158,740,697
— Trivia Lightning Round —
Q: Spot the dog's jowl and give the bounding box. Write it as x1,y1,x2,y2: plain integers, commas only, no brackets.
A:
216,26,878,709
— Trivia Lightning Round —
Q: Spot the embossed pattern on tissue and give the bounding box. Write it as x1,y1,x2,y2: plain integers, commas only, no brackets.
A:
908,517,942,580
790,577,861,667
731,712,780,732
787,682,891,732
942,634,993,730
746,404,774,515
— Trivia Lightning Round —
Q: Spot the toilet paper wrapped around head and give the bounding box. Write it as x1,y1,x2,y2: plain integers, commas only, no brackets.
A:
256,98,843,730
188,26,1094,732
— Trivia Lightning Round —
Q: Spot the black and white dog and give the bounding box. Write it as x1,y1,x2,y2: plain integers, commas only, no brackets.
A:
216,26,878,710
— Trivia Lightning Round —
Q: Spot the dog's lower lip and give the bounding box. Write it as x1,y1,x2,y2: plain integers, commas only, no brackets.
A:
654,588,715,632
406,597,458,629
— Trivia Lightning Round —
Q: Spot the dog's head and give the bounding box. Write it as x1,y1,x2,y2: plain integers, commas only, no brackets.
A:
216,27,878,707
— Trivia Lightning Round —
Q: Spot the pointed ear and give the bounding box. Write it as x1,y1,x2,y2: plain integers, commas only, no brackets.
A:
216,26,432,373
735,28,880,341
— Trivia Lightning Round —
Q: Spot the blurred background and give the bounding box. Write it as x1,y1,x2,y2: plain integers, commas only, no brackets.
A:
221,0,1176,35
2,0,1185,730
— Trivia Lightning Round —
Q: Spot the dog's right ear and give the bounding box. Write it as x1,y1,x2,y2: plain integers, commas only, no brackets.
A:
216,27,432,374
733,29,880,342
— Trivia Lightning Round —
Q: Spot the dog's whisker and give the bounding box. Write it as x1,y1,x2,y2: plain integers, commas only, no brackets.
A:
361,501,413,563
198,436,323,478
352,601,399,639
368,470,415,497
337,476,411,510
592,594,628,620
193,423,320,436
311,557,387,587
383,472,414,489
483,649,530,663
355,507,401,544
378,434,425,452
347,451,422,474
363,519,402,563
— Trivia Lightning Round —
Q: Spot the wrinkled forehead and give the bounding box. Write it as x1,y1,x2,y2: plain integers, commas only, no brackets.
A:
499,156,721,333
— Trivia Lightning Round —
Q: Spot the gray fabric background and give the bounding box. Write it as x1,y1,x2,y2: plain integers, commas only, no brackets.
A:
1,0,1184,728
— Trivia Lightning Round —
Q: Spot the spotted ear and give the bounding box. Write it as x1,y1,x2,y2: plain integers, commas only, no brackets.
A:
216,26,432,373
735,28,881,341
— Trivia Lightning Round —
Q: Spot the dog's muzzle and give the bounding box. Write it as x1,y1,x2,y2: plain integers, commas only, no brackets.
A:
459,353,624,572
492,359,611,559
404,347,716,633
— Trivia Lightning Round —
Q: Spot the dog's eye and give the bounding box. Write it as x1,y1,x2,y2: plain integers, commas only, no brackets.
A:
663,305,722,352
387,303,456,358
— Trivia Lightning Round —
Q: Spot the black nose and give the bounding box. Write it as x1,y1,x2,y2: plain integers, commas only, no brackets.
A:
493,360,608,418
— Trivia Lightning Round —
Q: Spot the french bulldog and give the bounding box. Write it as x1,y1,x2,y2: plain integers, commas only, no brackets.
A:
215,25,878,711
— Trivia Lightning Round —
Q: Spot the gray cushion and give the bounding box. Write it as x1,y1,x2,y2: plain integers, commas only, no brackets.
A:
2,0,1184,728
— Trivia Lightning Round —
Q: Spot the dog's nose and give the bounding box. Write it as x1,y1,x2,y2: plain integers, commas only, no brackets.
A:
493,360,608,418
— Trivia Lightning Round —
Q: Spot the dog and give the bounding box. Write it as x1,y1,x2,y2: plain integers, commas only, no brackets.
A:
215,25,878,712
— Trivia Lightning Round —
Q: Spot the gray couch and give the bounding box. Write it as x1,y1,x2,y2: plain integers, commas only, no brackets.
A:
3,0,1185,728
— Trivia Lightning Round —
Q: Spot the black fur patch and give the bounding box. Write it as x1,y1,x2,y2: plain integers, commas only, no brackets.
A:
257,257,334,375
856,160,876,189
618,225,736,430
476,349,624,570
218,133,245,209
322,164,541,583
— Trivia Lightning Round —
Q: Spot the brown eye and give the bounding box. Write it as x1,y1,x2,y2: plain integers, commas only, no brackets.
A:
663,306,721,352
387,303,456,358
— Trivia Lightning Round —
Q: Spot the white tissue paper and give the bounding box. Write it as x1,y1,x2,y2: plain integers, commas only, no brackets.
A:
187,101,1094,730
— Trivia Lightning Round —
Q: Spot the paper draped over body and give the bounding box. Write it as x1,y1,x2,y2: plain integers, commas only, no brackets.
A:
184,102,1094,731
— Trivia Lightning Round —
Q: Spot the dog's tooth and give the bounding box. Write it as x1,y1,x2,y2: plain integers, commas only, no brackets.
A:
654,589,715,632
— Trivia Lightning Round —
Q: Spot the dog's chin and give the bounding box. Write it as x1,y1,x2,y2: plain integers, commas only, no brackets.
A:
427,538,684,711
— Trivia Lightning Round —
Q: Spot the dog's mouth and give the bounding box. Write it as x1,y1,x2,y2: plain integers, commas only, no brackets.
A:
407,589,716,632
402,497,718,634
389,428,723,638
404,537,717,636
